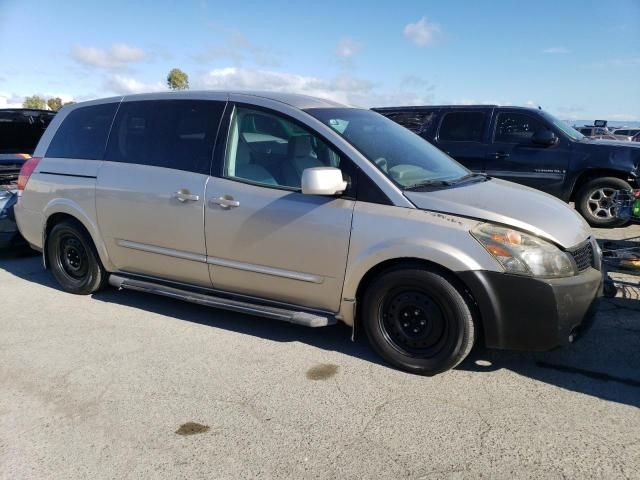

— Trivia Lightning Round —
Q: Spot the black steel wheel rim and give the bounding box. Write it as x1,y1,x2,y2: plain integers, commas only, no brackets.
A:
379,288,454,358
56,234,88,280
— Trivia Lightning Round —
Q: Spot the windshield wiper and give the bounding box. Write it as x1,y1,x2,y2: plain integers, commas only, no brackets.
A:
404,179,454,190
450,172,488,185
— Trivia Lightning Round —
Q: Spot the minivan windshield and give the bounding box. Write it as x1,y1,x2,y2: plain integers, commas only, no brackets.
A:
306,108,470,189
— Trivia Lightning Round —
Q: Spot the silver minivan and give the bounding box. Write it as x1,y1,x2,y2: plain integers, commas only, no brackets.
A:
15,91,602,375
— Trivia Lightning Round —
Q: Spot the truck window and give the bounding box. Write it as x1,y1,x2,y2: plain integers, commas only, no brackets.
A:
494,112,547,143
383,110,437,135
438,111,485,142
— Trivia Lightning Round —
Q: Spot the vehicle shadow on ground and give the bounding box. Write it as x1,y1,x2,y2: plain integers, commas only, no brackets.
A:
2,253,639,408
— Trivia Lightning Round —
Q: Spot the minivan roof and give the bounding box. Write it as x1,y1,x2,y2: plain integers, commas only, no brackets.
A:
67,91,348,111
372,105,541,113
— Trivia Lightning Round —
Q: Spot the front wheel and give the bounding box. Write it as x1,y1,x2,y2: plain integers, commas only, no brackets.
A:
575,177,630,228
362,267,476,376
47,220,106,295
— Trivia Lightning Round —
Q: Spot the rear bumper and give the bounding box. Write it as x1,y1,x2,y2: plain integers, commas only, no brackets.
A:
460,268,602,351
0,191,22,248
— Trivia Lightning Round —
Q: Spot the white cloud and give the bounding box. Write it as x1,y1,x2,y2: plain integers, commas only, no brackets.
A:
590,57,640,68
0,93,24,108
526,99,536,107
104,75,165,95
71,43,146,70
606,113,638,122
403,17,441,47
196,67,434,107
542,47,570,54
0,92,77,109
336,37,363,58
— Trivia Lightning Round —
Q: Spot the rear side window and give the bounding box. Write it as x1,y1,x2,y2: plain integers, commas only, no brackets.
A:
383,110,437,135
438,111,486,142
105,100,225,174
494,112,547,143
46,104,117,159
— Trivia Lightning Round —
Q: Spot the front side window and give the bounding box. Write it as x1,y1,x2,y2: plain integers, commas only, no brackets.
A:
105,100,224,174
494,112,547,143
224,106,343,189
46,103,117,159
438,111,486,142
307,108,470,188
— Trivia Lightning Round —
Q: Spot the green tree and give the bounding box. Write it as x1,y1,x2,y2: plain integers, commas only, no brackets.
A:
46,97,63,111
23,95,46,109
167,68,189,90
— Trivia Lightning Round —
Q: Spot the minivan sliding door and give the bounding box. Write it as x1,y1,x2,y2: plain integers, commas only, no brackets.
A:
96,98,225,287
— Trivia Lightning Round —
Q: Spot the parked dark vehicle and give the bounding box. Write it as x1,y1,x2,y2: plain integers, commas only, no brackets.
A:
0,109,56,248
374,105,640,227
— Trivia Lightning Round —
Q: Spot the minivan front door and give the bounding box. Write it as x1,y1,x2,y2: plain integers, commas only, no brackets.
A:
204,105,354,312
485,111,570,197
96,98,226,287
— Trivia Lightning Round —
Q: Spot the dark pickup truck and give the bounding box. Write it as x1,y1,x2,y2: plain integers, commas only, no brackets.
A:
0,108,55,248
373,105,640,227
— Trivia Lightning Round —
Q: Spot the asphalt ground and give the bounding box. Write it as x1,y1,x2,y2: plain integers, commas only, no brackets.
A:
1,226,639,479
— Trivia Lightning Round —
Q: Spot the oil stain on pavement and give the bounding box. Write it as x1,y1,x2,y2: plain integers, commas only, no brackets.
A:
306,363,339,380
175,422,210,436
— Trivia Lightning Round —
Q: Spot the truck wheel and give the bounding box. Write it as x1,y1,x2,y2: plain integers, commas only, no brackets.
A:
362,266,476,376
576,177,630,228
47,220,106,295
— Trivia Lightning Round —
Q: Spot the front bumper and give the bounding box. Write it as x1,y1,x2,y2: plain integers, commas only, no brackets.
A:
460,268,602,351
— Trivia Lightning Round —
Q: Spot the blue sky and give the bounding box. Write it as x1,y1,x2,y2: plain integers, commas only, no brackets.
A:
1,0,639,121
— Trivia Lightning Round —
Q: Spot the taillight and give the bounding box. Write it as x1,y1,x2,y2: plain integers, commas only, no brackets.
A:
17,156,42,193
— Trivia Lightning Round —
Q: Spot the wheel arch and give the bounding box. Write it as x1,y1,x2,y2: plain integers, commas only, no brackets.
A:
344,257,486,344
569,168,635,201
42,201,112,271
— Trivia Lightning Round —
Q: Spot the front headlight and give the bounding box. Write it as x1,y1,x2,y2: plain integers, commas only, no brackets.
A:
471,223,575,278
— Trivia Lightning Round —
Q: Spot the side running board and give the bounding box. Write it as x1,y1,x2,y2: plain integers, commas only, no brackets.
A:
108,274,335,328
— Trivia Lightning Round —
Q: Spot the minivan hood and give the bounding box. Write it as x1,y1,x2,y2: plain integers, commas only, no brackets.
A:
404,178,591,248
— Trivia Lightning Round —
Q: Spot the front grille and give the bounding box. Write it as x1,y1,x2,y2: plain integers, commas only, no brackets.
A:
570,242,594,272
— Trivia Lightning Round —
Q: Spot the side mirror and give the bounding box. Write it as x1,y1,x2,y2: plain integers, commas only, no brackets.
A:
532,129,558,146
301,167,347,196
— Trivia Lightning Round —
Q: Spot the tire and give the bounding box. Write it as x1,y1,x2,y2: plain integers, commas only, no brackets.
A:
362,266,476,376
576,177,630,228
47,220,106,295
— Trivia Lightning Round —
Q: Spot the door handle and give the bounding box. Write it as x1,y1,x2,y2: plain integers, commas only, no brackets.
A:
173,189,200,202
210,195,240,209
487,152,510,159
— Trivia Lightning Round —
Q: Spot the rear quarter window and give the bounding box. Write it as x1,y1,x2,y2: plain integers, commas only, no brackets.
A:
438,111,486,142
46,103,118,160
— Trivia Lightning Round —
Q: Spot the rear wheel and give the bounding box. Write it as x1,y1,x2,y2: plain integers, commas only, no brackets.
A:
362,267,476,375
47,220,106,295
576,177,630,228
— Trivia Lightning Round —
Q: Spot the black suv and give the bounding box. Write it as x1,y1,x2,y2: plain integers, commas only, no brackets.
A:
374,105,640,227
